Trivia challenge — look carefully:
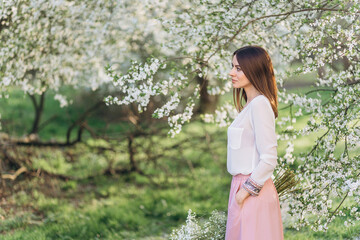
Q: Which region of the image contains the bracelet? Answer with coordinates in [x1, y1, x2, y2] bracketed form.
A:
[242, 176, 263, 196]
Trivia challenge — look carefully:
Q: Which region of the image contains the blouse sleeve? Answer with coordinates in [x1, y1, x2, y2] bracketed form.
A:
[241, 97, 278, 196]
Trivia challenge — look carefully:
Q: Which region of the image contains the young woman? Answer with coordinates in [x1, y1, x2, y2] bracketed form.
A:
[225, 45, 284, 239]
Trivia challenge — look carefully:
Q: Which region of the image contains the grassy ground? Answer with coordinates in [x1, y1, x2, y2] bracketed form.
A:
[0, 133, 359, 239]
[0, 82, 359, 239]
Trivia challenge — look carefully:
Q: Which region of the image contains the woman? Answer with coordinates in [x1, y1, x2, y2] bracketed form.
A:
[225, 45, 284, 240]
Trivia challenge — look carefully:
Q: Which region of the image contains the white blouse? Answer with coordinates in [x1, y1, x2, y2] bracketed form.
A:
[227, 94, 278, 186]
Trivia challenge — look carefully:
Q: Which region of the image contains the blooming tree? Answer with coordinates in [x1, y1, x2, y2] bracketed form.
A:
[0, 0, 107, 133]
[0, 0, 167, 135]
[105, 0, 360, 232]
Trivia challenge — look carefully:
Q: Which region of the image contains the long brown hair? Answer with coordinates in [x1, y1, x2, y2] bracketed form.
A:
[232, 45, 278, 119]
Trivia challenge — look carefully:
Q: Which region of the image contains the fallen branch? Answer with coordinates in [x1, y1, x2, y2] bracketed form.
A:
[1, 166, 27, 180]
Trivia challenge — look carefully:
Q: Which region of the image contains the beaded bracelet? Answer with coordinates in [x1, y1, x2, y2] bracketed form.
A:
[242, 176, 264, 196]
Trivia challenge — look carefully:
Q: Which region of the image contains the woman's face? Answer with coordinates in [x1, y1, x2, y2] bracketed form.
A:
[229, 55, 251, 89]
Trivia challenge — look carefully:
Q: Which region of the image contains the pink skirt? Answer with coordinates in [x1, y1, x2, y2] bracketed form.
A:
[225, 173, 284, 240]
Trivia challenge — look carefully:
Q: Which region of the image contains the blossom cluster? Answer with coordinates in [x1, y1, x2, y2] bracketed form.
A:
[169, 209, 226, 240]
[104, 58, 167, 112]
[201, 101, 238, 128]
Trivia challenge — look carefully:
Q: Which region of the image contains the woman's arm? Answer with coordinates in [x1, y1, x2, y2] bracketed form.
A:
[242, 97, 278, 196]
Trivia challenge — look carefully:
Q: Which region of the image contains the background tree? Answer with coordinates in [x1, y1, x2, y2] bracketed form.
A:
[0, 0, 174, 141]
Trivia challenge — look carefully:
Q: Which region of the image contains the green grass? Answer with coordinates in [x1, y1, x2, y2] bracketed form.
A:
[0, 86, 130, 142]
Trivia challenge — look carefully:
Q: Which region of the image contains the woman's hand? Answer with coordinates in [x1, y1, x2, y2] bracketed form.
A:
[235, 186, 250, 208]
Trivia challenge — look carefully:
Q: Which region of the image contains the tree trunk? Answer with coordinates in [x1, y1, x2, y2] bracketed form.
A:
[317, 66, 326, 79]
[128, 134, 141, 173]
[28, 92, 46, 135]
[66, 100, 104, 144]
[194, 76, 219, 114]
